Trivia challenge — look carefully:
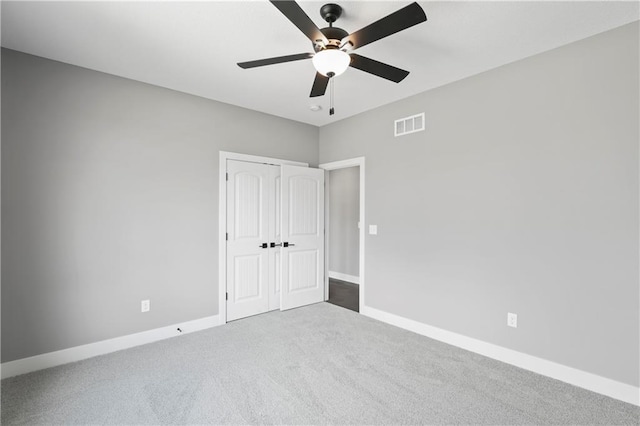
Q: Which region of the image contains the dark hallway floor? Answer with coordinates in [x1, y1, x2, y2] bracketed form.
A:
[327, 278, 359, 312]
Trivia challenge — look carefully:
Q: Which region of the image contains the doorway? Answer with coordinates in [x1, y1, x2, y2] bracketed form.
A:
[326, 167, 360, 312]
[319, 157, 366, 313]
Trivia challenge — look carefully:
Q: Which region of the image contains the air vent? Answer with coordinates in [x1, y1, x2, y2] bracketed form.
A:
[394, 113, 425, 137]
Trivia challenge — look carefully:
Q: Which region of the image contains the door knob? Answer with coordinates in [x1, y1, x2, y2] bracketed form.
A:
[259, 243, 268, 249]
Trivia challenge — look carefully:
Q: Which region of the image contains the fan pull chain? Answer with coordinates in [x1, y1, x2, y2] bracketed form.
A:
[329, 75, 335, 116]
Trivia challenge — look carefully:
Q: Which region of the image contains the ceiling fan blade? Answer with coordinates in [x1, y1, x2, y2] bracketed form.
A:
[341, 2, 426, 50]
[310, 72, 330, 97]
[270, 1, 328, 45]
[349, 54, 410, 83]
[237, 52, 313, 69]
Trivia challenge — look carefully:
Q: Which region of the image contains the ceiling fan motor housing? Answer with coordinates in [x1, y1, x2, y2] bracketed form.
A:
[313, 3, 349, 52]
[314, 26, 349, 51]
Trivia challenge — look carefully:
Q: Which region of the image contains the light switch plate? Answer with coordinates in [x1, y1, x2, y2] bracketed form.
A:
[507, 312, 517, 328]
[369, 225, 378, 235]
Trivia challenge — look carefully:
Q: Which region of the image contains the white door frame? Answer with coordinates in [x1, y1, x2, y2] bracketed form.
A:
[218, 151, 307, 325]
[319, 157, 365, 311]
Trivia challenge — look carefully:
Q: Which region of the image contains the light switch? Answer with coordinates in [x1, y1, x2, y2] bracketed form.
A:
[369, 225, 378, 235]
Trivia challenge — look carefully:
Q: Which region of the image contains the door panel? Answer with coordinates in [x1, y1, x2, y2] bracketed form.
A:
[234, 172, 262, 238]
[281, 165, 325, 310]
[289, 176, 319, 235]
[233, 254, 263, 300]
[288, 249, 319, 291]
[275, 175, 281, 238]
[227, 160, 277, 321]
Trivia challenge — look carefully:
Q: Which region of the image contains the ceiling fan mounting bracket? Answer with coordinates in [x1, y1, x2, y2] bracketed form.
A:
[320, 3, 343, 24]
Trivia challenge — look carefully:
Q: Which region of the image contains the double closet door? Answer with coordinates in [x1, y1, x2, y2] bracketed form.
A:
[226, 160, 324, 321]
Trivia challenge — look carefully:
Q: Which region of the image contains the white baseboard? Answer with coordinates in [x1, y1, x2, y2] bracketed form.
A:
[361, 305, 639, 406]
[328, 271, 359, 285]
[1, 314, 220, 379]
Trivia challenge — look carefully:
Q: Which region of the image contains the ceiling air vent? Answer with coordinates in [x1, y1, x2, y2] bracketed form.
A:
[394, 113, 425, 137]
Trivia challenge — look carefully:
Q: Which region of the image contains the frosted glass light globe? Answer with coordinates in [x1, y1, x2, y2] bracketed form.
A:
[312, 49, 350, 77]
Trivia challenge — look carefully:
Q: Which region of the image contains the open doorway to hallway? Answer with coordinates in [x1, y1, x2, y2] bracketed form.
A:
[325, 166, 360, 313]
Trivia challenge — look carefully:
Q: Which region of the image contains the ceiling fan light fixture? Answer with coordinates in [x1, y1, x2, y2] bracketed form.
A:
[312, 49, 350, 77]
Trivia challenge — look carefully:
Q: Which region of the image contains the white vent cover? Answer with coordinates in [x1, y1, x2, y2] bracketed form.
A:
[394, 113, 425, 137]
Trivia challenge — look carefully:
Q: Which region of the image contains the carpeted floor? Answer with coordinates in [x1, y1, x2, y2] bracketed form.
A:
[2, 302, 639, 425]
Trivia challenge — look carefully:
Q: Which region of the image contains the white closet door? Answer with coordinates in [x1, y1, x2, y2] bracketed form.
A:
[226, 160, 278, 321]
[280, 165, 325, 310]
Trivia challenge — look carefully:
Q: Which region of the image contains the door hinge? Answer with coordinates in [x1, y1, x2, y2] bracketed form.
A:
[226, 292, 228, 301]
[226, 232, 228, 241]
[226, 172, 229, 181]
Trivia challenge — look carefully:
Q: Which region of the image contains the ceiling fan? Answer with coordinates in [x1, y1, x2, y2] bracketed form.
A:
[238, 1, 427, 114]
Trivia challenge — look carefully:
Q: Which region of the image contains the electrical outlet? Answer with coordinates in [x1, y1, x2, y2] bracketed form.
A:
[141, 300, 150, 313]
[507, 312, 517, 328]
[369, 224, 378, 235]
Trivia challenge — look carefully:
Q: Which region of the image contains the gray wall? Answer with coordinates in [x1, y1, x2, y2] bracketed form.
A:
[319, 22, 639, 387]
[1, 49, 318, 363]
[328, 167, 359, 278]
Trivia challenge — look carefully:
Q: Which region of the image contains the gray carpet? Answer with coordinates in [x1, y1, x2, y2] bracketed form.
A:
[2, 302, 638, 425]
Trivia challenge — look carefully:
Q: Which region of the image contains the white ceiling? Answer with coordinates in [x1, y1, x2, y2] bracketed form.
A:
[2, 1, 638, 127]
